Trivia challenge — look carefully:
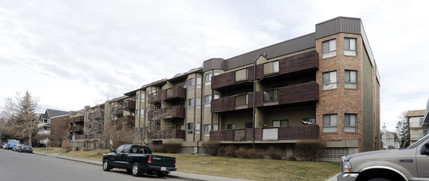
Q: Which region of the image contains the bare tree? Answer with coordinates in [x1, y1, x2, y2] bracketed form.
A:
[396, 111, 409, 148]
[2, 91, 39, 145]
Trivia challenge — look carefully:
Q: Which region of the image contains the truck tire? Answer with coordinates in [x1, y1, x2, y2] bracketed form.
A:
[103, 159, 111, 171]
[368, 178, 390, 181]
[132, 163, 142, 177]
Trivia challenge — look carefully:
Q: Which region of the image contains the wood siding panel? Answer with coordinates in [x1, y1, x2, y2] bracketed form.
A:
[279, 50, 319, 75]
[279, 81, 319, 105]
[210, 130, 234, 141]
[278, 125, 319, 140]
[212, 72, 235, 90]
[211, 96, 235, 113]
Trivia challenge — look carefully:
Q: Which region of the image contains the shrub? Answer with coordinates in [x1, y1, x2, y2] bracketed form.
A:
[287, 156, 297, 161]
[234, 147, 250, 158]
[217, 145, 235, 157]
[295, 140, 326, 162]
[151, 144, 164, 153]
[163, 143, 182, 153]
[202, 141, 221, 156]
[267, 147, 282, 160]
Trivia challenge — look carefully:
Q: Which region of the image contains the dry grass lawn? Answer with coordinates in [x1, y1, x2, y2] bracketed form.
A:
[34, 148, 339, 181]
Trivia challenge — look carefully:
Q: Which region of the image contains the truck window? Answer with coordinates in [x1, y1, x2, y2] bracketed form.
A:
[116, 145, 125, 154]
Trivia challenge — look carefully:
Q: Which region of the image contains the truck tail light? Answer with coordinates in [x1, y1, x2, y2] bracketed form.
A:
[174, 159, 176, 165]
[148, 156, 152, 164]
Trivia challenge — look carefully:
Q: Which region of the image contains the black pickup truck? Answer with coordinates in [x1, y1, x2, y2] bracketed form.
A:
[102, 144, 176, 177]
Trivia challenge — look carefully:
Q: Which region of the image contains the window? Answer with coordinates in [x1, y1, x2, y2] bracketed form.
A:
[345, 70, 357, 89]
[273, 120, 289, 127]
[227, 124, 236, 130]
[187, 98, 194, 110]
[188, 78, 195, 89]
[205, 73, 212, 85]
[196, 123, 201, 134]
[323, 114, 337, 132]
[116, 145, 125, 154]
[263, 89, 278, 102]
[419, 117, 424, 127]
[141, 92, 145, 102]
[213, 94, 220, 100]
[204, 95, 211, 107]
[187, 123, 193, 134]
[264, 61, 279, 75]
[419, 130, 427, 139]
[196, 98, 201, 109]
[176, 124, 184, 130]
[323, 71, 337, 90]
[235, 69, 248, 82]
[213, 124, 219, 130]
[322, 39, 336, 58]
[197, 77, 202, 88]
[344, 38, 357, 56]
[344, 114, 357, 132]
[204, 124, 211, 136]
[245, 122, 253, 128]
[136, 94, 140, 103]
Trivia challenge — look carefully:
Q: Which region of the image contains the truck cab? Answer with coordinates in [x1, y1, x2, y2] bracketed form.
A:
[338, 134, 429, 181]
[6, 140, 20, 150]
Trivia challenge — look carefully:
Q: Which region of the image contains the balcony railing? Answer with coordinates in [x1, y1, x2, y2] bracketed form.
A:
[69, 116, 84, 123]
[123, 100, 136, 110]
[210, 125, 319, 142]
[110, 107, 123, 115]
[88, 111, 104, 119]
[212, 68, 253, 91]
[211, 93, 252, 113]
[255, 81, 319, 107]
[37, 130, 51, 135]
[160, 107, 185, 119]
[151, 130, 185, 140]
[160, 86, 186, 102]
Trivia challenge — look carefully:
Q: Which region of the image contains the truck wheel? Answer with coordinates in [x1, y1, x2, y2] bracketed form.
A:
[132, 163, 142, 177]
[102, 159, 111, 171]
[368, 178, 390, 181]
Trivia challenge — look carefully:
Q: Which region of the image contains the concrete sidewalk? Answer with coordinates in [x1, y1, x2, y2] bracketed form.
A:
[34, 151, 252, 181]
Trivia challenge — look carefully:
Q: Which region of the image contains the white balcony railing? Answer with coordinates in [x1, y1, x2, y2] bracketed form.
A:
[37, 130, 51, 135]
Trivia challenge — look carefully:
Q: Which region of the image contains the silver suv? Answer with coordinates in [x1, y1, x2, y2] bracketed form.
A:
[338, 134, 429, 181]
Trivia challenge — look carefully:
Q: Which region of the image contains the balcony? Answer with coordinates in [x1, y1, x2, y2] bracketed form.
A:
[37, 123, 50, 128]
[111, 107, 123, 115]
[160, 107, 185, 119]
[258, 50, 319, 81]
[123, 100, 136, 110]
[210, 125, 319, 142]
[74, 134, 102, 140]
[152, 130, 186, 140]
[74, 134, 86, 140]
[211, 93, 252, 113]
[256, 82, 319, 107]
[125, 115, 135, 127]
[71, 125, 84, 132]
[69, 116, 84, 123]
[88, 111, 104, 119]
[160, 86, 186, 102]
[212, 68, 253, 91]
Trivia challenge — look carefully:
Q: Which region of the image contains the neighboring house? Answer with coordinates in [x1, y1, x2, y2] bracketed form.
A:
[408, 109, 428, 144]
[124, 16, 381, 160]
[380, 123, 399, 149]
[35, 109, 69, 146]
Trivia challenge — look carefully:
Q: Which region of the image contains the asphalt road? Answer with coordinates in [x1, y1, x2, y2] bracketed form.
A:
[0, 149, 189, 181]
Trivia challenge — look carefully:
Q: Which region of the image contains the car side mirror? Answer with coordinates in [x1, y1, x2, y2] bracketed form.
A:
[111, 149, 116, 153]
[421, 142, 429, 155]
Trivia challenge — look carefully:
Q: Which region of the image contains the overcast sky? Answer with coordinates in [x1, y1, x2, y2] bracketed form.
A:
[1, 0, 428, 131]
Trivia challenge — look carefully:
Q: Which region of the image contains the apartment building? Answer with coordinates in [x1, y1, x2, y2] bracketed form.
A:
[68, 110, 85, 149]
[35, 109, 69, 146]
[125, 17, 380, 159]
[408, 109, 427, 144]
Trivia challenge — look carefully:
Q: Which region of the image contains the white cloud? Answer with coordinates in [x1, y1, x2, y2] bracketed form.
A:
[262, 20, 284, 31]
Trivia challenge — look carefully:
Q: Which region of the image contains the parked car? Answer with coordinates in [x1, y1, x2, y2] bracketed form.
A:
[18, 145, 33, 153]
[102, 144, 176, 177]
[12, 144, 22, 152]
[338, 133, 429, 181]
[6, 140, 20, 150]
[2, 144, 7, 149]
